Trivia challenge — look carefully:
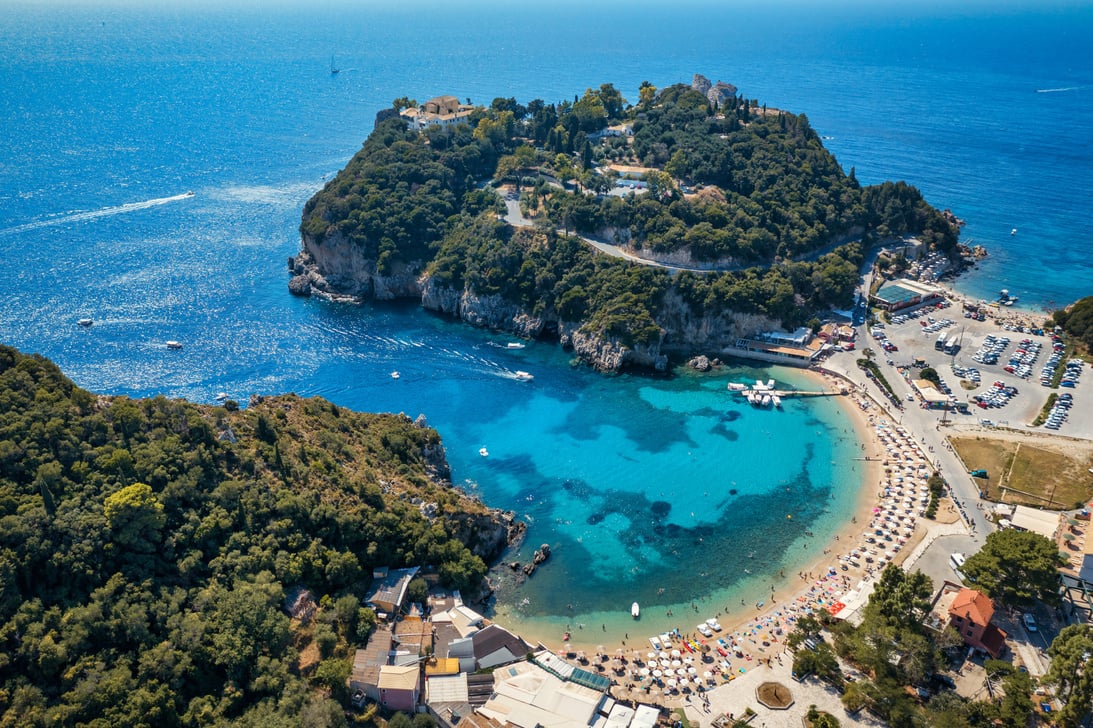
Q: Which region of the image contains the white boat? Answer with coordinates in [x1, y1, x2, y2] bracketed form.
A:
[761, 394, 771, 407]
[513, 370, 533, 381]
[506, 342, 526, 349]
[1011, 228, 1017, 235]
[771, 394, 782, 408]
[215, 392, 229, 401]
[631, 602, 640, 619]
[165, 340, 183, 350]
[747, 392, 760, 405]
[77, 318, 93, 327]
[479, 447, 489, 457]
[390, 371, 400, 379]
[727, 382, 746, 391]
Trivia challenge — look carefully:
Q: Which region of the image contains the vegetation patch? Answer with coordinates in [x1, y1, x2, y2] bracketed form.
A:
[950, 435, 1093, 509]
[0, 345, 495, 725]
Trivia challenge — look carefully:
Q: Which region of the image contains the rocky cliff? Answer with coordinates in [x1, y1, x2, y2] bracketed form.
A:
[289, 238, 783, 373]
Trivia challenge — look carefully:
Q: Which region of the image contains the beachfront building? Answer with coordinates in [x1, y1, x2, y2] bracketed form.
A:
[727, 335, 826, 368]
[476, 657, 608, 728]
[447, 623, 531, 673]
[1007, 505, 1061, 541]
[947, 588, 1008, 658]
[401, 95, 475, 131]
[911, 379, 955, 410]
[871, 278, 943, 312]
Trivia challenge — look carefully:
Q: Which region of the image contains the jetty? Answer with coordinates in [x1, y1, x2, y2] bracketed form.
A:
[736, 388, 843, 399]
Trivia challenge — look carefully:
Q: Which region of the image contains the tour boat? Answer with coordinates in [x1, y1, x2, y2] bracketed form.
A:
[77, 318, 93, 327]
[771, 394, 782, 408]
[390, 371, 400, 379]
[760, 394, 771, 407]
[727, 382, 746, 391]
[506, 342, 526, 349]
[514, 370, 533, 381]
[165, 340, 183, 350]
[631, 602, 640, 619]
[479, 447, 489, 457]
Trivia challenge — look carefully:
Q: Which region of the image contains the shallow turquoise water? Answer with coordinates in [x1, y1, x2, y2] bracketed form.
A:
[1, 1, 1086, 639]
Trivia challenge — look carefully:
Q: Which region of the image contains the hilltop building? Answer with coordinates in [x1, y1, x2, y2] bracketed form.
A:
[401, 95, 475, 131]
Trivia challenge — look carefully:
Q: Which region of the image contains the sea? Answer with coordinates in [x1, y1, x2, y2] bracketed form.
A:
[2, 0, 1091, 644]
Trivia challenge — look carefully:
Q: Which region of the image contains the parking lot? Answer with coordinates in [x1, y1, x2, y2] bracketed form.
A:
[870, 299, 1093, 438]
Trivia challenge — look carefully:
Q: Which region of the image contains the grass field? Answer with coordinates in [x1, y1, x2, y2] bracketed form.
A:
[950, 435, 1093, 509]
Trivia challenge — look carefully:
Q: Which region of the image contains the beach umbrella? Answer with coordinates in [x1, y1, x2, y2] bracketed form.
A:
[640, 667, 650, 676]
[652, 669, 663, 678]
[671, 648, 681, 658]
[1063, 532, 1077, 541]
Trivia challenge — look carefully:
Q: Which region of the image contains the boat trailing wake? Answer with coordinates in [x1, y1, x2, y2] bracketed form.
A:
[1036, 86, 1082, 93]
[0, 192, 195, 237]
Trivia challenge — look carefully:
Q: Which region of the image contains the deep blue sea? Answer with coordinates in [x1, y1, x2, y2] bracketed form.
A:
[2, 0, 1091, 642]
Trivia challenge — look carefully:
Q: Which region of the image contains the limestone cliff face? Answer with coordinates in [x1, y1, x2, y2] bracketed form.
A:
[289, 231, 424, 300]
[656, 290, 782, 353]
[289, 237, 780, 373]
[560, 324, 668, 373]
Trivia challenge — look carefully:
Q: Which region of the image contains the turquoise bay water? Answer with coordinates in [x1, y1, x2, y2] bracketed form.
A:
[0, 1, 1088, 636]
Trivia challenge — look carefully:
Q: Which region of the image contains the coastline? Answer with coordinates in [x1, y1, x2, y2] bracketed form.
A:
[488, 366, 889, 658]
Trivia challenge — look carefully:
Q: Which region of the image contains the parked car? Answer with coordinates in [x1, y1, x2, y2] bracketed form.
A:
[1022, 613, 1037, 632]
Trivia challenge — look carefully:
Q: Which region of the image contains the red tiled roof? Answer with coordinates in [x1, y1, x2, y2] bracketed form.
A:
[949, 588, 995, 626]
[979, 624, 1008, 658]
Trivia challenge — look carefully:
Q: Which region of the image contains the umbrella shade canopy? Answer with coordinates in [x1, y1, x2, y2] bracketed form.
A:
[1063, 533, 1077, 541]
[1068, 518, 1080, 526]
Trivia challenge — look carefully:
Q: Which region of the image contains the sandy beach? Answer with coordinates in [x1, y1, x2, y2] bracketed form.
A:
[492, 367, 948, 716]
[487, 362, 957, 721]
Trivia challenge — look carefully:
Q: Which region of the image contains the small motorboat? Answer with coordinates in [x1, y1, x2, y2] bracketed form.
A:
[390, 371, 400, 379]
[479, 447, 489, 457]
[1011, 228, 1017, 235]
[165, 340, 183, 350]
[215, 392, 229, 401]
[506, 342, 526, 349]
[513, 370, 533, 381]
[77, 318, 94, 327]
[631, 602, 640, 619]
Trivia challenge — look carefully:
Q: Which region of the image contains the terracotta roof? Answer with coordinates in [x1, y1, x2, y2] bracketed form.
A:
[949, 588, 995, 626]
[979, 624, 1008, 657]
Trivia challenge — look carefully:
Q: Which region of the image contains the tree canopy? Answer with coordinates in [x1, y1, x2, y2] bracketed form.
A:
[299, 82, 960, 358]
[959, 529, 1064, 607]
[1052, 295, 1093, 352]
[1043, 624, 1093, 728]
[0, 345, 497, 725]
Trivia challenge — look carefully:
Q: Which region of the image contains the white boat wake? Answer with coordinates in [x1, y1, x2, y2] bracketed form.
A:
[0, 192, 195, 237]
[1036, 86, 1082, 93]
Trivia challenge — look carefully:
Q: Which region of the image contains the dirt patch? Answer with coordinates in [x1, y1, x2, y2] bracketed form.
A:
[756, 681, 794, 709]
[950, 434, 1093, 509]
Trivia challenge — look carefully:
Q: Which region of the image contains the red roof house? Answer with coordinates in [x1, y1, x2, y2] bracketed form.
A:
[948, 588, 1008, 658]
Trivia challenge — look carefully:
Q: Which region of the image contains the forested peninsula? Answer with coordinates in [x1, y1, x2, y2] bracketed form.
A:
[0, 346, 519, 725]
[290, 76, 959, 371]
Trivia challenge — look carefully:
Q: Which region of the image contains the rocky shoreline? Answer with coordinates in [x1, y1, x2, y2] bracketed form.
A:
[287, 236, 783, 375]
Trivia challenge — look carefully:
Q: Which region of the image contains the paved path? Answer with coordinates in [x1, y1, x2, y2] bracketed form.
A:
[498, 188, 860, 276]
